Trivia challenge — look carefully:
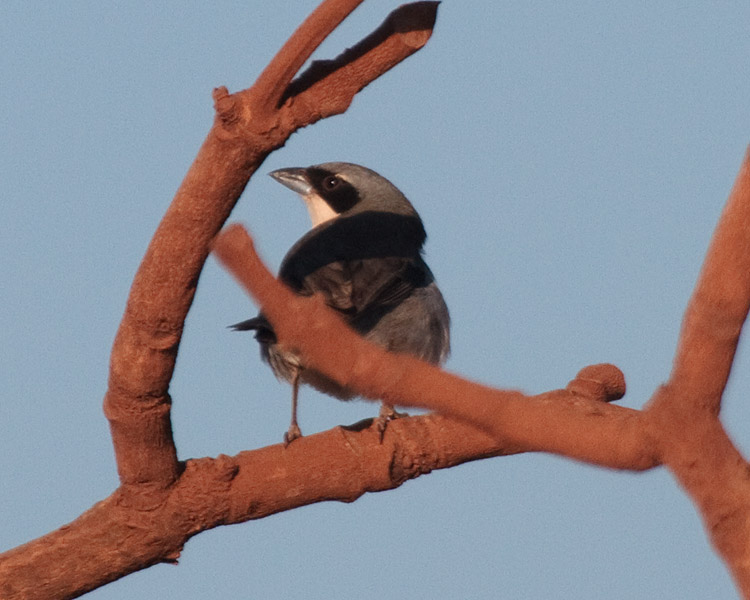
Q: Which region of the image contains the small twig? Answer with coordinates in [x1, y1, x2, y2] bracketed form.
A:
[252, 0, 365, 114]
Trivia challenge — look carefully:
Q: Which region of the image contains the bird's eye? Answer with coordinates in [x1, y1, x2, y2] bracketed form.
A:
[322, 176, 340, 190]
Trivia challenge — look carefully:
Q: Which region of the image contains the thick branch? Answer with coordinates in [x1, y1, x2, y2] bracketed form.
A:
[647, 150, 750, 596]
[664, 149, 750, 413]
[0, 415, 513, 599]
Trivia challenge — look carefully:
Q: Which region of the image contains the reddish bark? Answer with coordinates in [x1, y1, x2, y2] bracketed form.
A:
[648, 153, 750, 596]
[4, 0, 750, 596]
[213, 225, 648, 469]
[0, 415, 514, 599]
[0, 2, 443, 598]
[213, 151, 750, 596]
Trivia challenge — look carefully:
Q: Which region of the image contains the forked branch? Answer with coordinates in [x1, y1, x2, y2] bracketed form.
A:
[104, 0, 439, 492]
[0, 3, 441, 598]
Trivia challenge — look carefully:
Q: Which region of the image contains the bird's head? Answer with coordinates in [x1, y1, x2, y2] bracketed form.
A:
[269, 162, 419, 228]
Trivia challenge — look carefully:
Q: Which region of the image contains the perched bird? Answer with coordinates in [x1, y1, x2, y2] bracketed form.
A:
[232, 162, 450, 444]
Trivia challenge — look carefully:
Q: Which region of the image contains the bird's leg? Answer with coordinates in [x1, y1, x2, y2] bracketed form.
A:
[376, 403, 409, 441]
[284, 370, 303, 446]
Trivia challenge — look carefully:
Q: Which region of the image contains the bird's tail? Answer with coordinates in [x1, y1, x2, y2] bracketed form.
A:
[229, 315, 276, 344]
[229, 317, 265, 331]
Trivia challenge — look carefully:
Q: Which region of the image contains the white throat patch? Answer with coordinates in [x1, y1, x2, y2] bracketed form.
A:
[302, 193, 339, 227]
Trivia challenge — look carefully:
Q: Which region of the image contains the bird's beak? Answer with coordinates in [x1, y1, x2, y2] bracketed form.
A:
[269, 168, 313, 196]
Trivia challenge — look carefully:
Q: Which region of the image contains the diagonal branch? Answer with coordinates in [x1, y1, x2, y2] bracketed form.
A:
[212, 150, 750, 594]
[663, 149, 750, 413]
[647, 149, 750, 596]
[212, 224, 657, 470]
[0, 415, 513, 599]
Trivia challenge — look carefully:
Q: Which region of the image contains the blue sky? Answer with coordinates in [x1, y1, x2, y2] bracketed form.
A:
[3, 1, 750, 598]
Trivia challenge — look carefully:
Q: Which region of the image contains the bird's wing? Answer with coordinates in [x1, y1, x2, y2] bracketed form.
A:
[278, 211, 429, 324]
[294, 255, 421, 313]
[347, 256, 424, 311]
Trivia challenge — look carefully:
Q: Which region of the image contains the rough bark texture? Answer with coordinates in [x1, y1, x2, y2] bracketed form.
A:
[3, 0, 750, 597]
[0, 2, 443, 598]
[0, 415, 515, 599]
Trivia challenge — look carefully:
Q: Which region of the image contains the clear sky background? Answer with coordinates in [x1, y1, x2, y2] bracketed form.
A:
[3, 1, 750, 598]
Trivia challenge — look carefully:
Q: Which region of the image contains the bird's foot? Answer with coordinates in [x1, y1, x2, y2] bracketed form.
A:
[376, 404, 409, 442]
[283, 424, 303, 447]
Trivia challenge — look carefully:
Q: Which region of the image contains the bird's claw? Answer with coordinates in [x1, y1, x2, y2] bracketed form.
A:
[283, 424, 303, 447]
[376, 405, 409, 442]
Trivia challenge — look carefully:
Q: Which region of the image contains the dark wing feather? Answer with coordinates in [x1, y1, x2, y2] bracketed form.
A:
[278, 211, 428, 330]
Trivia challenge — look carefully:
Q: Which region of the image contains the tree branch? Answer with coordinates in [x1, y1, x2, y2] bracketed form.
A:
[663, 150, 750, 412]
[0, 415, 515, 599]
[251, 0, 365, 114]
[0, 2, 444, 597]
[212, 224, 657, 470]
[212, 149, 750, 596]
[647, 149, 750, 595]
[104, 0, 440, 491]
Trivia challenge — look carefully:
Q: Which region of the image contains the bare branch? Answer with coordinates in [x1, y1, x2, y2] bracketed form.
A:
[213, 151, 750, 594]
[251, 0, 365, 114]
[104, 1, 439, 490]
[214, 151, 750, 591]
[212, 224, 658, 470]
[0, 2, 444, 595]
[281, 2, 440, 123]
[0, 415, 515, 599]
[646, 149, 750, 595]
[663, 149, 750, 413]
